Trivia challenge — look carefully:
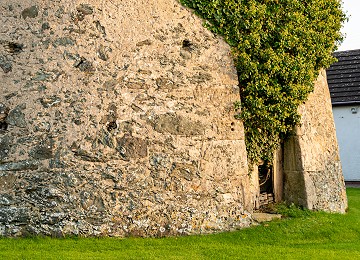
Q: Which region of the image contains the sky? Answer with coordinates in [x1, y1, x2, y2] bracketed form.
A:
[338, 0, 360, 51]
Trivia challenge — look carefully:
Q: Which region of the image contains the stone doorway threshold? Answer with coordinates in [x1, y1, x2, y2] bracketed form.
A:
[253, 201, 282, 223]
[252, 213, 282, 223]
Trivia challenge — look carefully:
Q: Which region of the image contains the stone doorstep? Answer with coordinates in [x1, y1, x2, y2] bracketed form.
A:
[252, 213, 282, 223]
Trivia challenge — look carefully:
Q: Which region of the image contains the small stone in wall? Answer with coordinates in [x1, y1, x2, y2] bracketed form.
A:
[156, 77, 175, 89]
[21, 6, 38, 19]
[116, 134, 148, 160]
[136, 39, 152, 47]
[171, 162, 197, 181]
[189, 72, 212, 84]
[0, 160, 40, 171]
[149, 154, 171, 170]
[0, 56, 12, 73]
[180, 39, 197, 60]
[55, 6, 65, 18]
[0, 207, 30, 224]
[180, 50, 191, 60]
[41, 22, 51, 31]
[53, 37, 75, 47]
[73, 57, 94, 73]
[76, 4, 94, 16]
[97, 45, 109, 61]
[32, 71, 52, 81]
[0, 103, 10, 123]
[5, 105, 26, 128]
[0, 194, 13, 206]
[63, 51, 81, 61]
[131, 104, 143, 112]
[29, 145, 53, 160]
[74, 4, 94, 22]
[102, 79, 117, 90]
[94, 21, 106, 35]
[40, 96, 62, 108]
[149, 113, 205, 136]
[0, 62, 11, 73]
[41, 39, 51, 49]
[0, 136, 12, 161]
[72, 149, 105, 163]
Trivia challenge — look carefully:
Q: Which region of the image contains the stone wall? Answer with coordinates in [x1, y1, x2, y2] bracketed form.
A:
[0, 0, 254, 237]
[283, 70, 348, 213]
[0, 0, 348, 237]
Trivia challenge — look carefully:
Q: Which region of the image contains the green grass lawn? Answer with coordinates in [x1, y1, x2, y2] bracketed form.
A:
[1, 188, 360, 259]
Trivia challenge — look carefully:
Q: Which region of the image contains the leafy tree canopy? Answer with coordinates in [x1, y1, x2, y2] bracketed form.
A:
[180, 0, 346, 164]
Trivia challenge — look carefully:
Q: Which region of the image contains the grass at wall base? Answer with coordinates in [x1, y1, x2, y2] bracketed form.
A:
[0, 188, 359, 259]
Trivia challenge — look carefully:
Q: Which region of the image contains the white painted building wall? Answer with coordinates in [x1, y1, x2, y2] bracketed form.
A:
[333, 106, 360, 181]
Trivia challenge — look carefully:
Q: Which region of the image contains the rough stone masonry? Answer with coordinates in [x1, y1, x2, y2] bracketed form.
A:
[0, 0, 347, 237]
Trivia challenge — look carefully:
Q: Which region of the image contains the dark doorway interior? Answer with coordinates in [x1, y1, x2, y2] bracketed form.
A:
[258, 163, 274, 207]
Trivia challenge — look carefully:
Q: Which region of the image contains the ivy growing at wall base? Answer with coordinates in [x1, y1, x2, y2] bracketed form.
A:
[180, 0, 345, 164]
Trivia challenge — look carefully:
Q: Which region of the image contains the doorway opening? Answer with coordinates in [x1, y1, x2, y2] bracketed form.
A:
[258, 163, 274, 207]
[257, 146, 284, 209]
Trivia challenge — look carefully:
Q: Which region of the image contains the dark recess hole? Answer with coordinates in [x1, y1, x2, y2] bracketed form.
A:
[182, 39, 192, 48]
[0, 121, 8, 131]
[259, 163, 273, 194]
[107, 121, 117, 131]
[4, 42, 23, 54]
[258, 163, 275, 208]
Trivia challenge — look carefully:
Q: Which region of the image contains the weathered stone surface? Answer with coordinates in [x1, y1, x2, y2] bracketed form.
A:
[97, 45, 109, 61]
[116, 135, 148, 159]
[73, 57, 94, 72]
[0, 0, 251, 237]
[52, 37, 75, 47]
[29, 144, 53, 160]
[0, 194, 13, 206]
[252, 213, 282, 223]
[0, 104, 10, 133]
[76, 4, 94, 16]
[148, 113, 205, 136]
[0, 0, 347, 237]
[283, 70, 348, 213]
[21, 6, 38, 19]
[0, 135, 12, 161]
[0, 56, 12, 73]
[5, 105, 26, 128]
[0, 207, 30, 224]
[40, 96, 62, 108]
[0, 160, 40, 171]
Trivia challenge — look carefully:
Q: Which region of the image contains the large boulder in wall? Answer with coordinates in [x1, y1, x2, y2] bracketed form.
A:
[0, 0, 252, 236]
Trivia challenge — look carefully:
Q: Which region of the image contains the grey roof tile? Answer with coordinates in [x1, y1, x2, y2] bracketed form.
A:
[326, 49, 360, 105]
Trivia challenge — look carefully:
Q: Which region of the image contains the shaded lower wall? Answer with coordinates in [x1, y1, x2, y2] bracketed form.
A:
[283, 70, 348, 213]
